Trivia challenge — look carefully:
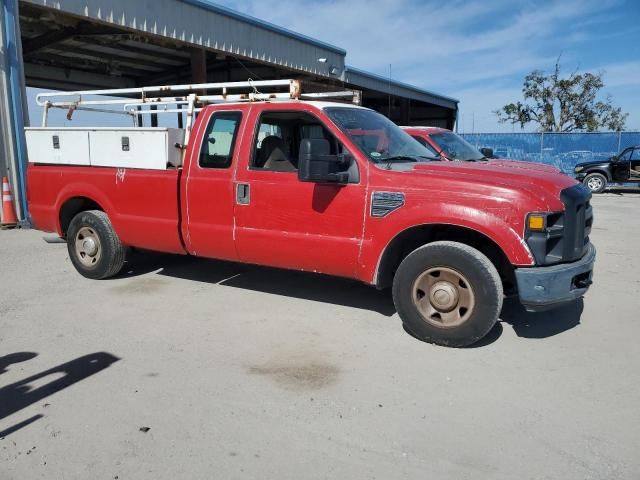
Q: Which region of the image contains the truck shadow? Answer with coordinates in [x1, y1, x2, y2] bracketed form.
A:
[118, 251, 584, 346]
[118, 251, 397, 316]
[499, 296, 583, 339]
[604, 188, 640, 196]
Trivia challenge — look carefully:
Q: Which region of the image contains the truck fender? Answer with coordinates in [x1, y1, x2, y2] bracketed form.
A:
[367, 212, 534, 288]
[585, 169, 612, 181]
[54, 183, 116, 235]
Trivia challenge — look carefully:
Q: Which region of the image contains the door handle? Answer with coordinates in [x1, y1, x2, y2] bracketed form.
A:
[236, 183, 250, 205]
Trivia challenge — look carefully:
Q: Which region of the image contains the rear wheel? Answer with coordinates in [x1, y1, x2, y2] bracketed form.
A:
[66, 210, 125, 279]
[392, 241, 503, 347]
[583, 173, 607, 193]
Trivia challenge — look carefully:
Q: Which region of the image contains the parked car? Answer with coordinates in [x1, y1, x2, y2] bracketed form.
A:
[574, 146, 640, 193]
[401, 127, 560, 174]
[493, 147, 510, 159]
[401, 127, 485, 161]
[26, 81, 596, 347]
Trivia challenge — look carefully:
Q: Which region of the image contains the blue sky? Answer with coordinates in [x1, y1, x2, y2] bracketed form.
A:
[213, 0, 640, 132]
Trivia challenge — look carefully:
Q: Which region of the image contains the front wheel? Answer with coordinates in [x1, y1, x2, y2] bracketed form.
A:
[392, 241, 503, 347]
[583, 173, 607, 193]
[66, 210, 126, 279]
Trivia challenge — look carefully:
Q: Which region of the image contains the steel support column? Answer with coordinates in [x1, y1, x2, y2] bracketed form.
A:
[1, 0, 29, 222]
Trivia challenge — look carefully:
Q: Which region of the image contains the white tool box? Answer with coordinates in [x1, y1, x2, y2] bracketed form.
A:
[25, 128, 185, 170]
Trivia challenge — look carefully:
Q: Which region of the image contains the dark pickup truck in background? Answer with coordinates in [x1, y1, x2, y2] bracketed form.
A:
[575, 146, 640, 193]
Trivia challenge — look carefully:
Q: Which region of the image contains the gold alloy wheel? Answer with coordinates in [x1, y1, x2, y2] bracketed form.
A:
[74, 226, 102, 267]
[412, 267, 476, 328]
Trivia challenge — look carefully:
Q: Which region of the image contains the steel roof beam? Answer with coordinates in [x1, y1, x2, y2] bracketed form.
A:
[45, 44, 173, 71]
[22, 22, 119, 55]
[78, 36, 189, 65]
[24, 63, 136, 89]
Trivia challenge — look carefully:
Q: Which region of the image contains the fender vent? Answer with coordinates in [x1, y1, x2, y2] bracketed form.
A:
[371, 191, 405, 217]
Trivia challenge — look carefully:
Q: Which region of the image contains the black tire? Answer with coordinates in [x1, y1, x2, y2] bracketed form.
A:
[583, 173, 607, 193]
[392, 241, 503, 347]
[66, 210, 126, 279]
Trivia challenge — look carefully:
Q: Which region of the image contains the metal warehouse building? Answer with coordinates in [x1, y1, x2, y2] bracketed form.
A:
[1, 0, 459, 221]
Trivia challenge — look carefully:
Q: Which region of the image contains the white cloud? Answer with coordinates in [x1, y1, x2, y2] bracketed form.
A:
[598, 61, 640, 88]
[216, 0, 635, 130]
[218, 0, 620, 79]
[454, 84, 527, 133]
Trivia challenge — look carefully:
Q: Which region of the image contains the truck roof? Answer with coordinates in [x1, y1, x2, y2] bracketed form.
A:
[203, 100, 371, 111]
[400, 126, 451, 134]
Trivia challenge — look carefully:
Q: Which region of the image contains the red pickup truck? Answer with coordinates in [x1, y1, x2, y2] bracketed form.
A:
[402, 126, 559, 173]
[26, 81, 595, 347]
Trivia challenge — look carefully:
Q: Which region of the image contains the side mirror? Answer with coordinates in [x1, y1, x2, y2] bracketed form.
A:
[480, 147, 494, 158]
[298, 138, 351, 184]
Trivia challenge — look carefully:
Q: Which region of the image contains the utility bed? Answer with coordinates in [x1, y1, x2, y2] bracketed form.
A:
[25, 127, 185, 170]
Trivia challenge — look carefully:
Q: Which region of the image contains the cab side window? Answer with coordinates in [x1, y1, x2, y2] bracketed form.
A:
[618, 148, 633, 162]
[251, 112, 343, 172]
[199, 112, 242, 169]
[410, 136, 439, 157]
[412, 135, 428, 147]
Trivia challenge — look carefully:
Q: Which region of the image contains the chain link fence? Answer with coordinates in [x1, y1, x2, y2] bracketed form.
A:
[460, 132, 640, 174]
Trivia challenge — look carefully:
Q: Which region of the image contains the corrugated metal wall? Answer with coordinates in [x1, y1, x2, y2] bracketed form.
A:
[343, 66, 458, 110]
[1, 0, 29, 221]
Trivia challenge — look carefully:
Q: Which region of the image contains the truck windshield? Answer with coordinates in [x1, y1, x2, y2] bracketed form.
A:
[324, 107, 438, 163]
[429, 132, 485, 161]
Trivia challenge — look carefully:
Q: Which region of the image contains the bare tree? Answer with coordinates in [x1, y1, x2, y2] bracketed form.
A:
[495, 60, 627, 132]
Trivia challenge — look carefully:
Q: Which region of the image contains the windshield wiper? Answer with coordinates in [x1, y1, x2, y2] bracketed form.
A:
[382, 155, 419, 162]
[382, 155, 419, 170]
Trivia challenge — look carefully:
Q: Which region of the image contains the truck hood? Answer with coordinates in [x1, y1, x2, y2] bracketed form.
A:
[487, 159, 560, 174]
[575, 159, 612, 169]
[379, 160, 577, 212]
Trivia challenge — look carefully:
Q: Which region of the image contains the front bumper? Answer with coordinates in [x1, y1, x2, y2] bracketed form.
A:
[575, 172, 586, 181]
[515, 244, 596, 312]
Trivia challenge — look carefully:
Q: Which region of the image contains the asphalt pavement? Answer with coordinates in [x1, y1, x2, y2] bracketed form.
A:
[1, 191, 639, 479]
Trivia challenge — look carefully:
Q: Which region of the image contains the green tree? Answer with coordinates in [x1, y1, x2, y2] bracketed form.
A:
[495, 61, 627, 132]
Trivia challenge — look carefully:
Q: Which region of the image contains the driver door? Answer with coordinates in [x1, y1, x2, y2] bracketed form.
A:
[612, 148, 632, 182]
[233, 105, 367, 279]
[630, 148, 640, 182]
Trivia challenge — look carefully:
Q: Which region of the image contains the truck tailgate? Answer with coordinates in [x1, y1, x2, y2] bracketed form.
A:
[28, 165, 185, 254]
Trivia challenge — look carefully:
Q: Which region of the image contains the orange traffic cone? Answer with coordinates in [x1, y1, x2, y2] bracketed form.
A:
[1, 177, 18, 229]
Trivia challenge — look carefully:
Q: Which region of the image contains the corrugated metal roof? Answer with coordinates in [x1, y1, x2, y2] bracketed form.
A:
[343, 66, 459, 110]
[21, 0, 457, 111]
[179, 0, 346, 55]
[22, 0, 346, 77]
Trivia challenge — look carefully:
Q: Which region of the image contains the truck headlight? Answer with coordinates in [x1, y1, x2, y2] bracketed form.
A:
[574, 166, 584, 173]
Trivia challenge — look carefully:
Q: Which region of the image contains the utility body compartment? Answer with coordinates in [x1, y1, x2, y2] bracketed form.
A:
[25, 127, 185, 170]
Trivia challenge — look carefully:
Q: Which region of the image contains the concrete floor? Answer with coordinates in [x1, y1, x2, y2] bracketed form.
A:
[1, 191, 639, 479]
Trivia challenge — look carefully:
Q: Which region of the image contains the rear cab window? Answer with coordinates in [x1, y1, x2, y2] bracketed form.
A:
[199, 111, 242, 169]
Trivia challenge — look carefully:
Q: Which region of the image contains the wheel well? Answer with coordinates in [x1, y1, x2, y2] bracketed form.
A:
[585, 170, 611, 181]
[376, 224, 516, 293]
[59, 197, 104, 236]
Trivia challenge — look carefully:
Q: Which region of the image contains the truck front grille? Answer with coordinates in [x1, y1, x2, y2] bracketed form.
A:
[560, 184, 592, 262]
[526, 183, 592, 265]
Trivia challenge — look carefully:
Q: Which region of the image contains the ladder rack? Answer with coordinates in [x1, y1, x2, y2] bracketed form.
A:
[35, 79, 362, 140]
